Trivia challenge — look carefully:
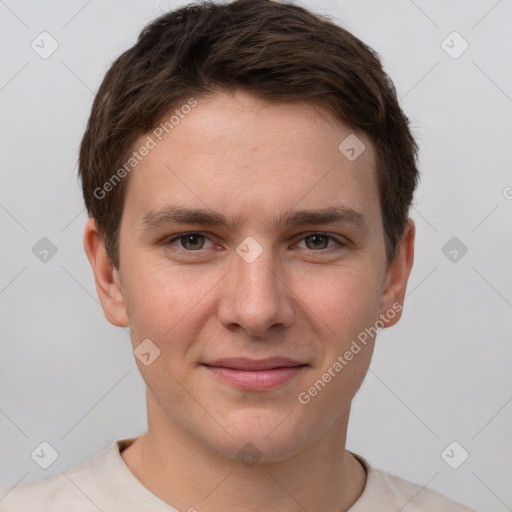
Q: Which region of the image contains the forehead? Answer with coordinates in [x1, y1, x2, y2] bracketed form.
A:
[122, 90, 380, 231]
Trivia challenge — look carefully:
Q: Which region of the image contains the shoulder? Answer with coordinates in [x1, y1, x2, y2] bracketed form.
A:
[370, 467, 476, 511]
[350, 453, 477, 512]
[0, 471, 94, 512]
[0, 441, 122, 512]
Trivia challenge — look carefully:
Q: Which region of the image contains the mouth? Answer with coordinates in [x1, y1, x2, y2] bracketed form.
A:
[201, 357, 308, 391]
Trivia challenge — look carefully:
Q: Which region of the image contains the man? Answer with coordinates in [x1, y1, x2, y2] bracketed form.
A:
[0, 0, 476, 510]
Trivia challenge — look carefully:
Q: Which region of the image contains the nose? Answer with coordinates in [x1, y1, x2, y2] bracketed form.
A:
[217, 245, 295, 338]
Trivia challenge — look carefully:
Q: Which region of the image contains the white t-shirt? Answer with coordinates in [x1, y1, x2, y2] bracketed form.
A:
[0, 437, 476, 511]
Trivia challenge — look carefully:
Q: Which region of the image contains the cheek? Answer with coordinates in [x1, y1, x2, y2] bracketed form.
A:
[295, 263, 382, 341]
[293, 268, 380, 417]
[122, 260, 220, 347]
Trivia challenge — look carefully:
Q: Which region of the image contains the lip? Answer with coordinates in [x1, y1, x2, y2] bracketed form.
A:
[202, 357, 307, 391]
[204, 357, 305, 371]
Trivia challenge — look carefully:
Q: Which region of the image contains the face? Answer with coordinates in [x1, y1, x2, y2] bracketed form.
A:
[86, 89, 414, 463]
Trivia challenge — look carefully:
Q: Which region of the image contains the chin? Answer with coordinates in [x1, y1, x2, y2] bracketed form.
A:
[204, 409, 312, 465]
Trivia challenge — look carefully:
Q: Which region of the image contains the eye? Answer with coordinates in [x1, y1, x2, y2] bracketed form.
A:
[164, 231, 345, 253]
[167, 232, 213, 251]
[296, 233, 343, 251]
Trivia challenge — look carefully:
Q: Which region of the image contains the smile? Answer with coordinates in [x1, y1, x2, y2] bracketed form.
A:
[201, 358, 308, 391]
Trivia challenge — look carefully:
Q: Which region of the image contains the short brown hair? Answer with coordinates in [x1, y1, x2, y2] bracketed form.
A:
[79, 0, 419, 269]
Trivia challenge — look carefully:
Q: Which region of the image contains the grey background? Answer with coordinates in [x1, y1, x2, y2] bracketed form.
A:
[0, 0, 511, 510]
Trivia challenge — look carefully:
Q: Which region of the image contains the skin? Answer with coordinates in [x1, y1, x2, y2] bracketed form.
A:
[84, 89, 414, 511]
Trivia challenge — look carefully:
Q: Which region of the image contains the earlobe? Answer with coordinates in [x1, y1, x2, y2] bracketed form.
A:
[379, 219, 415, 328]
[83, 218, 129, 328]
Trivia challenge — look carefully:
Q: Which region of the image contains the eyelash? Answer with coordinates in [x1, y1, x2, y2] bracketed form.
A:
[164, 231, 346, 253]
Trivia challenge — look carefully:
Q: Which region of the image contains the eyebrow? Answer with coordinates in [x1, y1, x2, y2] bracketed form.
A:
[139, 204, 368, 232]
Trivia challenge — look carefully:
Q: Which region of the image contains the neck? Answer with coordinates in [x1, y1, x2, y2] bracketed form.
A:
[121, 393, 366, 512]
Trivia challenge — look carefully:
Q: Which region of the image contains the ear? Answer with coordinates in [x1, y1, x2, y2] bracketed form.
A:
[379, 218, 415, 328]
[83, 217, 129, 328]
